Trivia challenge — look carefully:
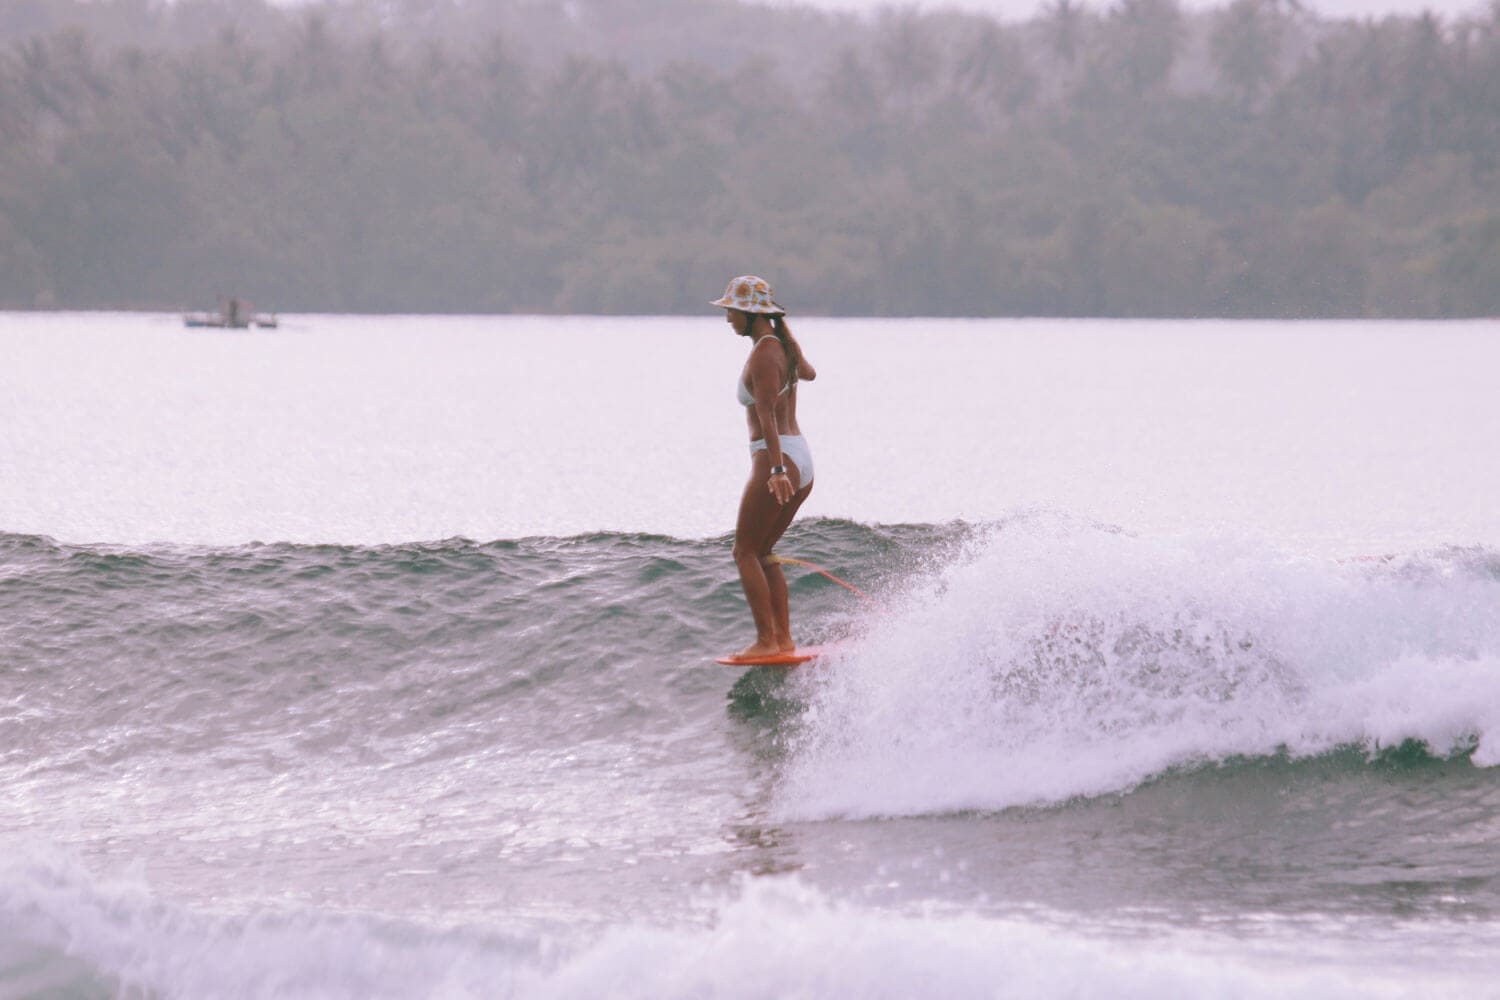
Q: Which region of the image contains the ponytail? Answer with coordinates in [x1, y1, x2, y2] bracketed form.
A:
[770, 314, 800, 389]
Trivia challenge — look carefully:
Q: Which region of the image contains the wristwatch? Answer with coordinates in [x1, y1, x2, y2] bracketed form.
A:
[770, 465, 787, 476]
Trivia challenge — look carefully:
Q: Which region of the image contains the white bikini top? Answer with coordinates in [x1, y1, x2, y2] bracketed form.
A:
[737, 336, 794, 407]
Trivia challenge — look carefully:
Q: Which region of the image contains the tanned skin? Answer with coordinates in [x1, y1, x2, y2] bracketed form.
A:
[726, 308, 817, 659]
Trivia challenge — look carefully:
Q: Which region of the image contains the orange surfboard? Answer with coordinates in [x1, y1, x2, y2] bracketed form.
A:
[715, 644, 836, 667]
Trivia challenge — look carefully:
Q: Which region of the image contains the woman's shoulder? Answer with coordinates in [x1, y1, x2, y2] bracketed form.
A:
[750, 337, 787, 363]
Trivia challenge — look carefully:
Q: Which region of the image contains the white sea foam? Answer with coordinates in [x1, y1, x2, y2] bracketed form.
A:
[0, 849, 533, 999]
[2, 855, 1492, 1000]
[780, 517, 1500, 819]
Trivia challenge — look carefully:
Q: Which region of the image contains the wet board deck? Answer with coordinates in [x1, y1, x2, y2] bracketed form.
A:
[715, 644, 836, 668]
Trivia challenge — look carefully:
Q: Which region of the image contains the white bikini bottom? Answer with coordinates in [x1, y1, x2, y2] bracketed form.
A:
[749, 434, 814, 487]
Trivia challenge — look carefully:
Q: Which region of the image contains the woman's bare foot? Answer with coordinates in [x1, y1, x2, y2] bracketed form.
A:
[732, 638, 787, 660]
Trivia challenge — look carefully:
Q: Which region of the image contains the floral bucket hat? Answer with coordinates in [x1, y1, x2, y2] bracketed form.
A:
[711, 275, 786, 315]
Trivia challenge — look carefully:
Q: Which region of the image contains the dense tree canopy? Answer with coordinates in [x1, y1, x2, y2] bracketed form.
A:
[1, 0, 1498, 316]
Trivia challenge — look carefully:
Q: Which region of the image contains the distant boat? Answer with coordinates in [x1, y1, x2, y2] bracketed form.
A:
[184, 298, 278, 329]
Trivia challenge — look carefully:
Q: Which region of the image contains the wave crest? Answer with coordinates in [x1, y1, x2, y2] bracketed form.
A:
[780, 519, 1500, 818]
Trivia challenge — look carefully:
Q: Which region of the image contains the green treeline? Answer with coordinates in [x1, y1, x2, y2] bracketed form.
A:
[2, 0, 1499, 317]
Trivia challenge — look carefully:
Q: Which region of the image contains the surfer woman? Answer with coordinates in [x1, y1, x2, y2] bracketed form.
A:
[714, 275, 818, 661]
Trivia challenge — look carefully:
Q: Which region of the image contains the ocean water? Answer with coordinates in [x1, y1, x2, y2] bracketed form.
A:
[1, 313, 1498, 998]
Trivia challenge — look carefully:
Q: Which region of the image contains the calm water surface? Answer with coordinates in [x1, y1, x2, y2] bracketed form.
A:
[2, 312, 1495, 551]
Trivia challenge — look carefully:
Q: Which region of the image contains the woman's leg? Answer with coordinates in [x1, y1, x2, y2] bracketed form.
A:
[732, 453, 809, 657]
[761, 472, 812, 650]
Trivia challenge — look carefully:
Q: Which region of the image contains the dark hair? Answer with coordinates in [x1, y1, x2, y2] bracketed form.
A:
[770, 314, 800, 390]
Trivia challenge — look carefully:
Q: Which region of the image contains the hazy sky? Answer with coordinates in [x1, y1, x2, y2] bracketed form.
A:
[783, 0, 1491, 20]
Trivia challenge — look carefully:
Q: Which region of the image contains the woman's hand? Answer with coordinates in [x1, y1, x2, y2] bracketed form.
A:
[767, 472, 795, 505]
